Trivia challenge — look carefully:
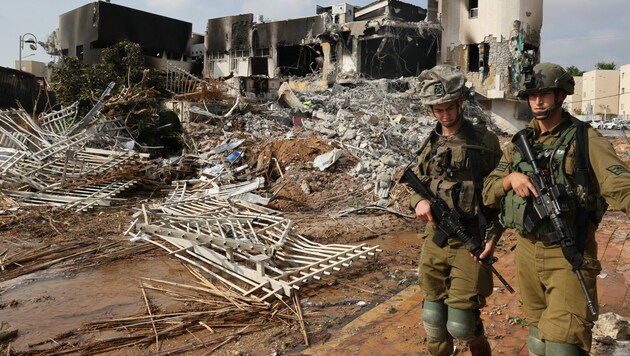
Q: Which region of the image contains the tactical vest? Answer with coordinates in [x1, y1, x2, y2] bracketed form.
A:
[417, 121, 490, 219]
[501, 124, 607, 238]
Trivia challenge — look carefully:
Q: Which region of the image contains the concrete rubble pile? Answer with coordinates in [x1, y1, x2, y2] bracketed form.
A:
[186, 75, 496, 208]
[592, 312, 630, 354]
[1, 74, 408, 304]
[0, 61, 500, 307]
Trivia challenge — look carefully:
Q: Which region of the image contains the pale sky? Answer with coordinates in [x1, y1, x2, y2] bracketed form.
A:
[1, 0, 629, 72]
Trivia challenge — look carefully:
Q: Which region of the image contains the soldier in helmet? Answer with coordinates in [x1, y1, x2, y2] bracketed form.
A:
[411, 65, 503, 355]
[483, 62, 630, 355]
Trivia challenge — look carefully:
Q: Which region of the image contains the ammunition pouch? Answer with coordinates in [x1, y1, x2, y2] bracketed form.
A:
[430, 179, 476, 217]
[500, 190, 529, 235]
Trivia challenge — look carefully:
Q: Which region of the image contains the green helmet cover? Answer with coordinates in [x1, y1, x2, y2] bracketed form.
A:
[518, 62, 575, 97]
[418, 65, 466, 105]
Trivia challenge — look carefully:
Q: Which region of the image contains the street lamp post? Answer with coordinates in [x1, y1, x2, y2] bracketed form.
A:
[18, 33, 38, 72]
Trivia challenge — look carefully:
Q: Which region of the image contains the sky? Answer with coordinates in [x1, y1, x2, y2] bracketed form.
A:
[1, 0, 629, 71]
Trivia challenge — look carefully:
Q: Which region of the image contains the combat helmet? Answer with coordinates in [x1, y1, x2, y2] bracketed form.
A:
[417, 65, 467, 106]
[518, 62, 575, 98]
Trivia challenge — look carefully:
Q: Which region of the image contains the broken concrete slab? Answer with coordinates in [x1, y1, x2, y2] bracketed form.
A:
[593, 312, 630, 341]
[313, 148, 345, 171]
[277, 82, 304, 110]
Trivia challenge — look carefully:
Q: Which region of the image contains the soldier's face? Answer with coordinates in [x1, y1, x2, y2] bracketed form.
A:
[528, 90, 566, 119]
[431, 100, 460, 128]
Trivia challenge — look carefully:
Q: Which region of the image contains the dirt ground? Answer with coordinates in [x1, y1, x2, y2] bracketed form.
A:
[1, 135, 629, 355]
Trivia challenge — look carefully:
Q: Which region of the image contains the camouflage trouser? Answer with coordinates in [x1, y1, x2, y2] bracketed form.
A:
[419, 227, 493, 309]
[515, 233, 601, 353]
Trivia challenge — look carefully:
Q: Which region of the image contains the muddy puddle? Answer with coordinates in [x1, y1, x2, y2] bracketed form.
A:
[0, 254, 190, 351]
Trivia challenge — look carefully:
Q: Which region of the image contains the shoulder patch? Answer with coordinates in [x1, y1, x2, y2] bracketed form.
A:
[495, 162, 509, 172]
[607, 165, 630, 175]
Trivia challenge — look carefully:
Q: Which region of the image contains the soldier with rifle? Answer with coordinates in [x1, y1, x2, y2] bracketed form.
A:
[482, 62, 630, 355]
[409, 65, 504, 356]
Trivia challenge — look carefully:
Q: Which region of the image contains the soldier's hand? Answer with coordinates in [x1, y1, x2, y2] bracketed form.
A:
[472, 240, 496, 265]
[503, 172, 538, 198]
[415, 199, 436, 227]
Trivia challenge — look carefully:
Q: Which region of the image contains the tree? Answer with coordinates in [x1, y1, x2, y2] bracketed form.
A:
[48, 40, 181, 158]
[566, 65, 584, 77]
[89, 40, 146, 91]
[50, 40, 168, 117]
[50, 56, 87, 108]
[595, 62, 616, 70]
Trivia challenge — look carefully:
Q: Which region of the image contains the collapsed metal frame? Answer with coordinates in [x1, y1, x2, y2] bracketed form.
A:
[0, 147, 139, 211]
[0, 84, 139, 212]
[165, 62, 205, 96]
[39, 101, 80, 136]
[129, 196, 380, 302]
[5, 180, 137, 212]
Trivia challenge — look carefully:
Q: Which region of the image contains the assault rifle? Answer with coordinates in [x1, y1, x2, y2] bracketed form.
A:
[400, 167, 515, 294]
[512, 129, 597, 315]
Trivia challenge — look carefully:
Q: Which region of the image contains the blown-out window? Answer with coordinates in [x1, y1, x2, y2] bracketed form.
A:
[469, 0, 478, 18]
[76, 45, 84, 61]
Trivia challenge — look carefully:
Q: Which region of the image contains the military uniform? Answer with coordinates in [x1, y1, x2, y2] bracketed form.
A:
[410, 119, 503, 355]
[482, 113, 630, 353]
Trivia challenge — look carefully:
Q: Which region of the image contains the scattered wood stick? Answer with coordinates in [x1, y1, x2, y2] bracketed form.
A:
[140, 281, 159, 353]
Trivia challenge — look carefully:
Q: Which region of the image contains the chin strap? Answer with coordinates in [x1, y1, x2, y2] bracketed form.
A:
[532, 101, 563, 119]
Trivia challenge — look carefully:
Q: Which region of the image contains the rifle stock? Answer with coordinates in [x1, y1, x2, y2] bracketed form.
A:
[512, 130, 597, 315]
[400, 168, 515, 294]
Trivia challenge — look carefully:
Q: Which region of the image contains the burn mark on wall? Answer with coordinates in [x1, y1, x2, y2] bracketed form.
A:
[445, 19, 540, 100]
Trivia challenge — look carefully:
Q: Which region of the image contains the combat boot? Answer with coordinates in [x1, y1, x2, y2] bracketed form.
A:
[467, 335, 492, 356]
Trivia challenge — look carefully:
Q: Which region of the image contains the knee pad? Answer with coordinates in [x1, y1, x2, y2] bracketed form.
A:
[445, 307, 478, 341]
[527, 326, 546, 356]
[422, 300, 447, 341]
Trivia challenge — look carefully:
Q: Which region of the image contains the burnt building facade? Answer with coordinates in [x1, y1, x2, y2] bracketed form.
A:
[205, 0, 440, 83]
[58, 1, 198, 71]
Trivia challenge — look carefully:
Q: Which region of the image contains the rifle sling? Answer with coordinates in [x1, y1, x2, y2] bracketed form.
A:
[570, 116, 590, 254]
[461, 120, 488, 235]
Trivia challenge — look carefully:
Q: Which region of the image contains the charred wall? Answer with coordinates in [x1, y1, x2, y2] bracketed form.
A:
[59, 2, 192, 65]
[206, 14, 253, 52]
[257, 15, 326, 47]
[258, 16, 326, 77]
[205, 2, 436, 81]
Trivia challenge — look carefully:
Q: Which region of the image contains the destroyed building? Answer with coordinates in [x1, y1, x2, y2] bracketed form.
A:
[58, 1, 202, 73]
[54, 0, 543, 131]
[205, 1, 440, 86]
[427, 0, 543, 131]
[202, 0, 542, 131]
